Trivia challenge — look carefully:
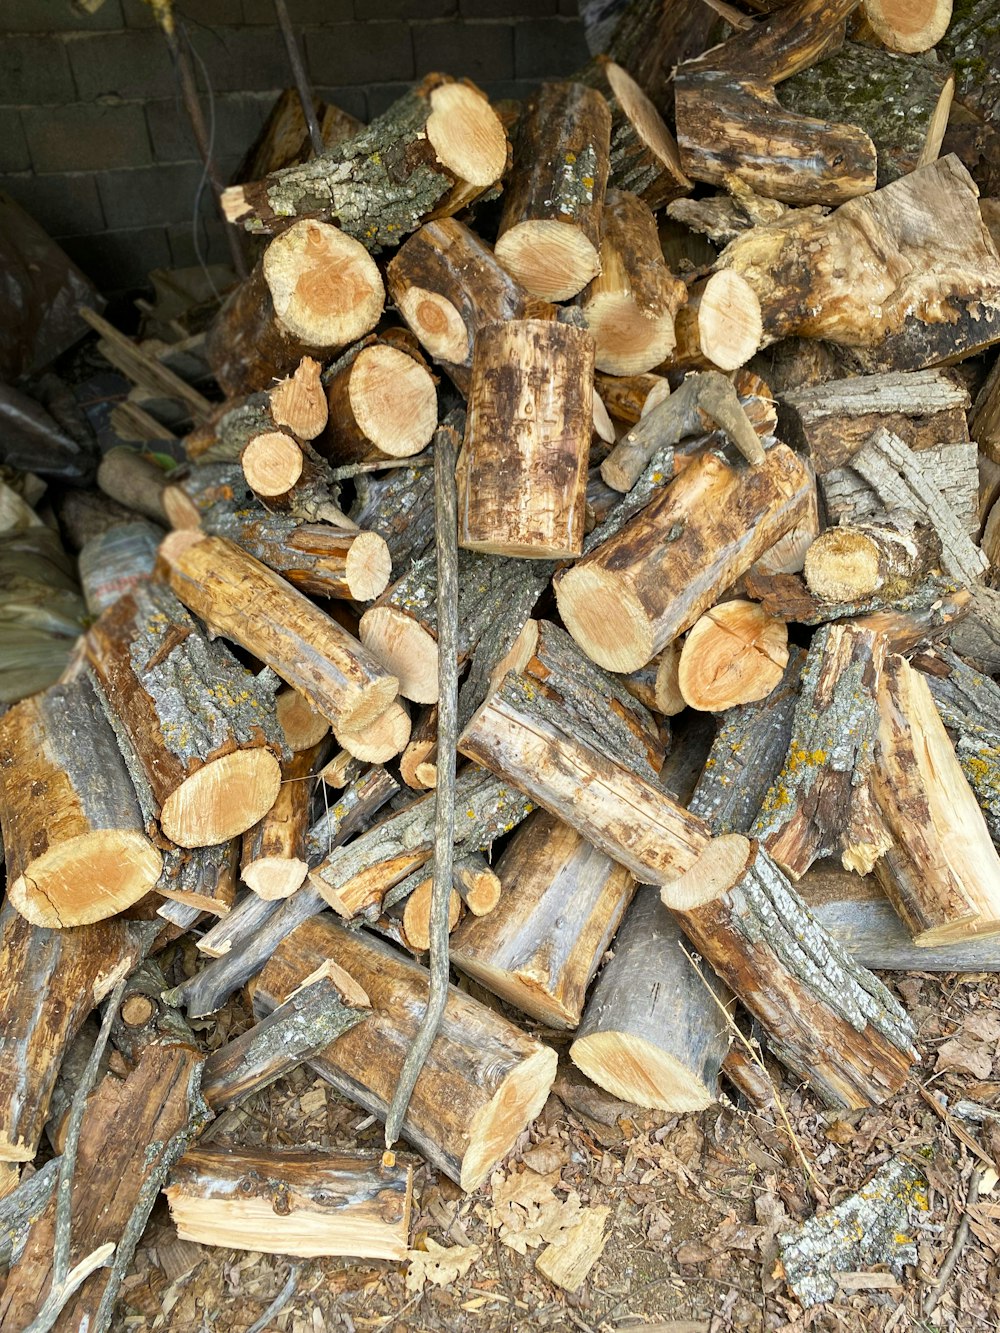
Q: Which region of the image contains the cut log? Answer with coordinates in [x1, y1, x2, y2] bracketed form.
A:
[570, 887, 731, 1109]
[459, 672, 710, 885]
[591, 57, 691, 209]
[556, 444, 814, 672]
[318, 339, 439, 464]
[240, 432, 350, 528]
[350, 462, 435, 576]
[949, 584, 1000, 676]
[663, 271, 763, 374]
[621, 640, 686, 717]
[385, 218, 556, 395]
[107, 957, 196, 1063]
[803, 511, 940, 602]
[661, 834, 917, 1108]
[400, 877, 462, 952]
[86, 579, 284, 847]
[0, 904, 154, 1163]
[872, 653, 1000, 945]
[223, 74, 508, 245]
[254, 914, 557, 1192]
[495, 82, 612, 301]
[451, 851, 501, 915]
[678, 599, 789, 713]
[0, 1043, 207, 1333]
[593, 371, 671, 425]
[451, 810, 635, 1028]
[400, 705, 438, 789]
[457, 319, 593, 558]
[674, 68, 876, 206]
[241, 742, 324, 900]
[205, 220, 384, 396]
[156, 840, 239, 917]
[96, 445, 169, 525]
[752, 624, 891, 878]
[165, 1148, 412, 1261]
[855, 0, 951, 53]
[333, 698, 411, 763]
[160, 530, 399, 732]
[715, 156, 1000, 370]
[320, 749, 360, 789]
[276, 685, 330, 752]
[681, 0, 857, 83]
[269, 355, 328, 440]
[594, 0, 720, 111]
[0, 677, 162, 927]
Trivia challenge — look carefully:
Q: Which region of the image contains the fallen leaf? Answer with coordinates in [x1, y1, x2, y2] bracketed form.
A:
[964, 1012, 1000, 1043]
[824, 1120, 855, 1145]
[936, 1038, 994, 1080]
[405, 1239, 482, 1292]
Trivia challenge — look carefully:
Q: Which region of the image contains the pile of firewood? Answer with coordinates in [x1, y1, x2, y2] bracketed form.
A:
[5, 0, 1000, 1321]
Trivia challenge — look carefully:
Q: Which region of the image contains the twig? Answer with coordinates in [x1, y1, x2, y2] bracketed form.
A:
[924, 1167, 982, 1318]
[246, 1263, 301, 1333]
[384, 422, 460, 1149]
[24, 975, 128, 1333]
[272, 0, 324, 156]
[919, 1087, 997, 1170]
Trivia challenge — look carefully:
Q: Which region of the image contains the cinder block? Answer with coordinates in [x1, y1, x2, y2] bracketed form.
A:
[305, 23, 413, 87]
[358, 0, 457, 17]
[59, 226, 173, 293]
[121, 0, 243, 27]
[242, 0, 352, 21]
[365, 83, 412, 120]
[513, 16, 589, 80]
[97, 162, 210, 230]
[191, 27, 299, 94]
[167, 218, 239, 269]
[461, 0, 556, 15]
[0, 109, 30, 174]
[0, 36, 76, 104]
[559, 0, 580, 13]
[0, 0, 124, 32]
[412, 20, 513, 83]
[5, 172, 105, 237]
[23, 103, 151, 174]
[312, 86, 370, 123]
[146, 93, 271, 164]
[68, 31, 176, 100]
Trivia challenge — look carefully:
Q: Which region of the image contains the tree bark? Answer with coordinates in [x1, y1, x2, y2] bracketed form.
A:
[803, 510, 941, 602]
[156, 839, 239, 917]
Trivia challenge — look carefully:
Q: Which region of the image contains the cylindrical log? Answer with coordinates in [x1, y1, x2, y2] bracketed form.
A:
[241, 742, 324, 900]
[205, 220, 384, 396]
[96, 446, 169, 525]
[349, 463, 436, 577]
[664, 271, 763, 373]
[854, 0, 951, 53]
[0, 677, 162, 927]
[457, 319, 593, 558]
[678, 599, 789, 712]
[452, 850, 501, 915]
[77, 521, 161, 619]
[594, 371, 671, 425]
[803, 512, 940, 602]
[332, 698, 411, 764]
[240, 431, 347, 525]
[275, 686, 330, 753]
[254, 915, 557, 1192]
[268, 356, 328, 440]
[385, 218, 557, 395]
[400, 704, 437, 789]
[570, 888, 731, 1109]
[318, 340, 439, 464]
[399, 876, 462, 952]
[86, 579, 284, 847]
[495, 82, 612, 301]
[661, 834, 918, 1109]
[555, 444, 814, 672]
[621, 640, 685, 716]
[160, 531, 399, 732]
[451, 810, 635, 1028]
[579, 190, 687, 375]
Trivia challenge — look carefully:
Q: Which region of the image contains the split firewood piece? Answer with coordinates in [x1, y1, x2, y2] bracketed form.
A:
[0, 904, 154, 1163]
[495, 82, 612, 301]
[854, 0, 952, 53]
[309, 765, 533, 919]
[683, 0, 858, 83]
[458, 319, 593, 558]
[87, 579, 284, 847]
[558, 444, 814, 672]
[254, 914, 557, 1192]
[173, 766, 399, 1016]
[593, 371, 670, 425]
[662, 834, 917, 1108]
[752, 624, 891, 878]
[96, 445, 169, 525]
[847, 427, 987, 586]
[804, 511, 940, 603]
[621, 641, 686, 717]
[161, 531, 399, 732]
[241, 431, 352, 528]
[276, 685, 329, 752]
[600, 371, 765, 494]
[385, 218, 556, 395]
[579, 190, 687, 375]
[163, 461, 251, 529]
[317, 338, 439, 466]
[205, 220, 384, 396]
[165, 1148, 412, 1261]
[674, 69, 876, 206]
[0, 677, 162, 927]
[800, 858, 1000, 970]
[359, 545, 550, 705]
[782, 42, 955, 186]
[460, 673, 710, 885]
[399, 877, 463, 953]
[400, 705, 438, 789]
[201, 971, 369, 1110]
[716, 155, 1000, 369]
[269, 356, 327, 440]
[750, 489, 820, 577]
[0, 1044, 207, 1333]
[872, 653, 1000, 945]
[223, 74, 507, 244]
[950, 585, 1000, 676]
[241, 742, 324, 900]
[662, 271, 763, 374]
[451, 851, 501, 916]
[333, 699, 411, 764]
[451, 810, 635, 1028]
[320, 749, 360, 789]
[589, 57, 691, 208]
[350, 463, 435, 576]
[571, 887, 731, 1109]
[778, 369, 970, 474]
[157, 840, 239, 917]
[678, 600, 789, 713]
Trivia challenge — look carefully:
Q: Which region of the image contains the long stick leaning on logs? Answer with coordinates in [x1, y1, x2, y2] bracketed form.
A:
[8, 0, 1000, 1317]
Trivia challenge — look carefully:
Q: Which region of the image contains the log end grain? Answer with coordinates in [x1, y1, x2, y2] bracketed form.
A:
[554, 564, 654, 674]
[803, 528, 882, 601]
[858, 0, 952, 52]
[242, 854, 310, 900]
[346, 345, 439, 459]
[8, 831, 163, 930]
[159, 748, 283, 849]
[276, 686, 331, 752]
[270, 357, 329, 440]
[586, 293, 678, 376]
[334, 699, 411, 764]
[242, 432, 304, 498]
[425, 79, 508, 189]
[394, 285, 470, 366]
[495, 221, 602, 303]
[359, 605, 439, 704]
[678, 599, 789, 712]
[343, 530, 393, 602]
[263, 220, 385, 350]
[687, 270, 763, 372]
[570, 1030, 718, 1113]
[401, 881, 462, 952]
[460, 1045, 557, 1192]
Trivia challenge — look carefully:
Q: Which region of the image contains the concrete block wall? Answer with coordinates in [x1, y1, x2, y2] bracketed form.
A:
[1, 0, 587, 293]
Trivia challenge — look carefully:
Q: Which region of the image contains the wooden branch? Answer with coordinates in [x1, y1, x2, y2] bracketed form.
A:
[241, 742, 324, 900]
[804, 510, 940, 602]
[156, 839, 239, 917]
[241, 432, 351, 528]
[681, 0, 857, 83]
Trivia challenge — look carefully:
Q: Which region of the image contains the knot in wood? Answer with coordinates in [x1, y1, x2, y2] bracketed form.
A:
[238, 1173, 259, 1197]
[272, 1186, 291, 1215]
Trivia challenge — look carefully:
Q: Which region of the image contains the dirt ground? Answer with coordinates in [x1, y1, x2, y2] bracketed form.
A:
[114, 965, 1000, 1333]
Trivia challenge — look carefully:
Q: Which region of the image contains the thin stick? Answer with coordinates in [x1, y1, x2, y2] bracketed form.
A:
[272, 0, 324, 156]
[24, 975, 128, 1333]
[246, 1263, 301, 1333]
[924, 1167, 982, 1318]
[384, 422, 460, 1149]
